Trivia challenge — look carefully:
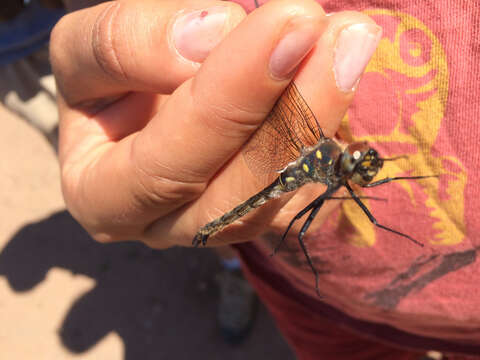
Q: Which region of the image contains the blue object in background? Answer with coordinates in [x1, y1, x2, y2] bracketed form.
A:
[0, 0, 65, 65]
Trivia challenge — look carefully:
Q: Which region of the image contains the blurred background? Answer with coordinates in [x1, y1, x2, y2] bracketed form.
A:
[0, 0, 295, 358]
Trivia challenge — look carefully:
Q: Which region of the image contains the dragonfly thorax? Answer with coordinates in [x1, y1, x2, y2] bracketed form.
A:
[340, 142, 384, 186]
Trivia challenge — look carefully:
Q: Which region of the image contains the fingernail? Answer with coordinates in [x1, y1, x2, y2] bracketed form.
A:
[334, 23, 382, 92]
[172, 7, 229, 63]
[269, 19, 319, 80]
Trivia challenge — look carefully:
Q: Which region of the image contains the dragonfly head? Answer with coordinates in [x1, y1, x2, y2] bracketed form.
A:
[341, 142, 384, 185]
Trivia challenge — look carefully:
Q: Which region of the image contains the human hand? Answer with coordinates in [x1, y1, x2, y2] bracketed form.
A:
[50, 0, 380, 249]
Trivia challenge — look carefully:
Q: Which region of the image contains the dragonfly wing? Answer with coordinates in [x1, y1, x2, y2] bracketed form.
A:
[243, 82, 324, 183]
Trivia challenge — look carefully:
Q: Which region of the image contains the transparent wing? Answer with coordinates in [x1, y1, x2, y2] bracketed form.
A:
[243, 82, 324, 181]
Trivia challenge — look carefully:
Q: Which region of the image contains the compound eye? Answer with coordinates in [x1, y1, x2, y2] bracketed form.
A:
[363, 174, 373, 182]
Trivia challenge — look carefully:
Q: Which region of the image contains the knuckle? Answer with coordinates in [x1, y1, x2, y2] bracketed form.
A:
[91, 2, 128, 81]
[194, 93, 268, 139]
[130, 142, 206, 209]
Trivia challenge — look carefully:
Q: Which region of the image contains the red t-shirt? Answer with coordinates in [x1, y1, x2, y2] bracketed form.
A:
[230, 0, 480, 358]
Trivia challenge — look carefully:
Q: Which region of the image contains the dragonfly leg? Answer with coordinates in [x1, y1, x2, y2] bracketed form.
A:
[271, 194, 328, 256]
[297, 205, 323, 297]
[345, 183, 424, 247]
[328, 195, 387, 202]
[272, 186, 344, 256]
[192, 233, 209, 247]
[362, 175, 437, 188]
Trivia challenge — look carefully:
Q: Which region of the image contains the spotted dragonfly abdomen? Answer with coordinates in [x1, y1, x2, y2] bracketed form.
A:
[192, 178, 286, 246]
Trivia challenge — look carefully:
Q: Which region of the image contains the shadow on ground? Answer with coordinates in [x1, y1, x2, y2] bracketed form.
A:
[0, 210, 294, 360]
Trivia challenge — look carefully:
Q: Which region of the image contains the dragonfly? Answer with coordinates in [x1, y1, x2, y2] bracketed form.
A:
[192, 82, 434, 296]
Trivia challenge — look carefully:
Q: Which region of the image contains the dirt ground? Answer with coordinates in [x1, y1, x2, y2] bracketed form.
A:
[0, 104, 295, 359]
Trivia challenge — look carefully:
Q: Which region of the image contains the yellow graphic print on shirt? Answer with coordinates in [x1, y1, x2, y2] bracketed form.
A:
[337, 10, 466, 247]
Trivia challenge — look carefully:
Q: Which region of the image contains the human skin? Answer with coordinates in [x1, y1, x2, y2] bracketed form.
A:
[50, 0, 380, 249]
